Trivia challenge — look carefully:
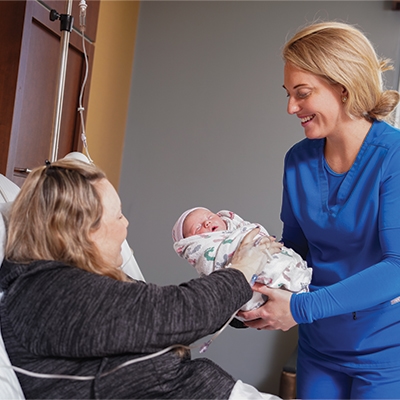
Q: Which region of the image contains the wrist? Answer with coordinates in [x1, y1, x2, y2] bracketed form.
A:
[227, 263, 256, 284]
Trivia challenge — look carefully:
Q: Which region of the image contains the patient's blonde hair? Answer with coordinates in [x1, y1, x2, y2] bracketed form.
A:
[6, 158, 129, 281]
[282, 21, 400, 122]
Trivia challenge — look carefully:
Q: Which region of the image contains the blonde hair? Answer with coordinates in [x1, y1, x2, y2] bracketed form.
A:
[283, 21, 400, 122]
[5, 158, 128, 282]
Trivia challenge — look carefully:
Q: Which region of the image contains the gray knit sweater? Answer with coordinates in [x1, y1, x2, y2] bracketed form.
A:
[0, 259, 252, 399]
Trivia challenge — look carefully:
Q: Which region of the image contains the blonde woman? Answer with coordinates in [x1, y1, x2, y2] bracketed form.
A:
[0, 159, 279, 399]
[239, 21, 400, 399]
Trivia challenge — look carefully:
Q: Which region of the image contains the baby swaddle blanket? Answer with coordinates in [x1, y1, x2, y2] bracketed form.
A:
[173, 210, 312, 311]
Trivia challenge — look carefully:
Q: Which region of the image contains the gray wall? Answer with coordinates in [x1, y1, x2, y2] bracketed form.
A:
[119, 1, 400, 395]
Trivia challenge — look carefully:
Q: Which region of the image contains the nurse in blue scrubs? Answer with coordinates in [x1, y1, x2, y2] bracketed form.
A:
[240, 21, 400, 399]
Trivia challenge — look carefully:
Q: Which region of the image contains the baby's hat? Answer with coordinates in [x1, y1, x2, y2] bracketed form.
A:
[172, 207, 207, 242]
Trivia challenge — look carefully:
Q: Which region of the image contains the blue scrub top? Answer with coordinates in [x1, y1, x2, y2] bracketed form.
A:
[281, 120, 400, 367]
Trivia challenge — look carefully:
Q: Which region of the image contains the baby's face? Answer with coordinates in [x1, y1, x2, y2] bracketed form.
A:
[183, 208, 227, 238]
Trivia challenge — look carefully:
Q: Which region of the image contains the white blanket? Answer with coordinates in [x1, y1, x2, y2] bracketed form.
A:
[174, 210, 312, 311]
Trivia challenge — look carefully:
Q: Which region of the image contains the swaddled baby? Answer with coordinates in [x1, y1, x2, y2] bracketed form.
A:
[172, 207, 312, 312]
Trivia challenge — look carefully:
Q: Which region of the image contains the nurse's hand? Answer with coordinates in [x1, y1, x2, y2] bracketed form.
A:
[237, 283, 297, 331]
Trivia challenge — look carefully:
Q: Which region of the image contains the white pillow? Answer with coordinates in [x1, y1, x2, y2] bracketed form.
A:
[0, 175, 20, 204]
[0, 177, 25, 399]
[0, 173, 19, 267]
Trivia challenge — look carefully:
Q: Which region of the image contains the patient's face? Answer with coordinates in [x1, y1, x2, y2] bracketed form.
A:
[90, 179, 129, 269]
[183, 208, 227, 238]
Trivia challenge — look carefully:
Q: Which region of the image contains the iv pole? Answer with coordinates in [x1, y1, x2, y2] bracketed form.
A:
[49, 0, 74, 163]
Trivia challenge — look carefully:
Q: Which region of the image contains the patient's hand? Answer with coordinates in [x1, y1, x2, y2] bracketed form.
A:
[237, 283, 297, 332]
[229, 229, 282, 282]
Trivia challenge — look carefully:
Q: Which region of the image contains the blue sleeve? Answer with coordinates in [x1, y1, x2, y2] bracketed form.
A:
[291, 252, 400, 323]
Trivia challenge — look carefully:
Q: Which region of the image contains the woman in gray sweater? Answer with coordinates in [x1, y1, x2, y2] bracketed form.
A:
[0, 158, 279, 399]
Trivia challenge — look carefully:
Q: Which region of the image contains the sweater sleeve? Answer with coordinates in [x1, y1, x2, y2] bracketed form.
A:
[7, 267, 252, 357]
